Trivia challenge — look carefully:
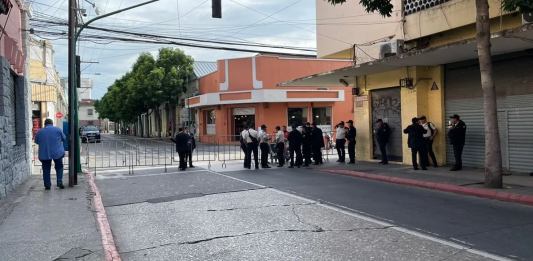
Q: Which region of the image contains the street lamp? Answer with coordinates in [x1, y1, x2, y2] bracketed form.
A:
[68, 0, 160, 186]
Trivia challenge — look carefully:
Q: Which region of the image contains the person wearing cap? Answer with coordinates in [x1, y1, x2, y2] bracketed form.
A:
[35, 119, 67, 190]
[258, 124, 271, 169]
[302, 122, 313, 167]
[419, 116, 438, 168]
[346, 120, 357, 164]
[375, 119, 391, 164]
[335, 121, 347, 163]
[448, 114, 467, 171]
[403, 117, 428, 170]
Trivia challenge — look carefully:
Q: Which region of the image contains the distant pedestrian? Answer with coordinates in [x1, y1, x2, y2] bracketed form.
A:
[419, 116, 438, 168]
[275, 126, 286, 167]
[258, 124, 271, 169]
[171, 128, 190, 171]
[35, 119, 66, 190]
[288, 124, 303, 168]
[335, 121, 347, 163]
[302, 122, 313, 167]
[184, 127, 196, 168]
[448, 114, 466, 171]
[311, 123, 324, 165]
[404, 117, 428, 170]
[346, 120, 356, 164]
[375, 119, 390, 164]
[241, 124, 259, 170]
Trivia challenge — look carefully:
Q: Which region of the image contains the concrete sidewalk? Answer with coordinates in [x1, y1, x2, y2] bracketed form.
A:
[321, 161, 533, 204]
[0, 174, 104, 261]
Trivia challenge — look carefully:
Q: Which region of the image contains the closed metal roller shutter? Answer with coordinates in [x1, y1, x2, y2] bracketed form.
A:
[446, 54, 533, 173]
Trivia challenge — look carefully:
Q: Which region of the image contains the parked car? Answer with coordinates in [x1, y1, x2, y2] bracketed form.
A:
[80, 126, 101, 143]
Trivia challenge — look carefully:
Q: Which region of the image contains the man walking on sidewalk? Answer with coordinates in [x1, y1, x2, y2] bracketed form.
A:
[375, 119, 390, 165]
[419, 116, 438, 168]
[35, 119, 66, 190]
[346, 120, 356, 164]
[335, 121, 347, 163]
[311, 123, 324, 165]
[404, 117, 428, 170]
[302, 122, 313, 167]
[448, 114, 467, 171]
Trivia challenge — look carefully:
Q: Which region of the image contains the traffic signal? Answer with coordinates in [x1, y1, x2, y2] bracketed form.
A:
[212, 0, 221, 18]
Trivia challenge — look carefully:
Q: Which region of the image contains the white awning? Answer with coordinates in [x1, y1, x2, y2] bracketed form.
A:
[281, 24, 533, 87]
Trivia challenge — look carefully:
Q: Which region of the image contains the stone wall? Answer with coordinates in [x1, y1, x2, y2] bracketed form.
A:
[0, 56, 31, 199]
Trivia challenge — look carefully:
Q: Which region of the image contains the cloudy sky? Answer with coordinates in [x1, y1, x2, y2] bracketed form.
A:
[29, 0, 318, 99]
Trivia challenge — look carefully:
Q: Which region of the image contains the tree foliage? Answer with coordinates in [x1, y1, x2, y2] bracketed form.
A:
[95, 48, 194, 124]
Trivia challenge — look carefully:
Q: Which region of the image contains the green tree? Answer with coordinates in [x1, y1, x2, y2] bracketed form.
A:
[95, 48, 194, 138]
[326, 0, 532, 188]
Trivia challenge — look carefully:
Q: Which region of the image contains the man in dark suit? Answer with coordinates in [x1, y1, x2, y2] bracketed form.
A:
[375, 119, 391, 164]
[288, 125, 303, 168]
[346, 120, 357, 164]
[302, 122, 313, 167]
[172, 128, 190, 171]
[448, 114, 467, 171]
[403, 117, 428, 170]
[311, 123, 324, 165]
[184, 127, 196, 168]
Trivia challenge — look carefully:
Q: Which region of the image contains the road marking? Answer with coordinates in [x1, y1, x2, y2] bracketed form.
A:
[206, 170, 512, 261]
[91, 166, 183, 174]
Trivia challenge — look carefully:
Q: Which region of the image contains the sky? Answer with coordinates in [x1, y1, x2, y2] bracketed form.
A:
[29, 0, 318, 99]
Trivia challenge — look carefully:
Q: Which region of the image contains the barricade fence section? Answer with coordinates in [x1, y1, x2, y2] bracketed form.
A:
[81, 133, 343, 174]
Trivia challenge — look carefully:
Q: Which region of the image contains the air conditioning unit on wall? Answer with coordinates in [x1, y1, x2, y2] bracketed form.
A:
[379, 40, 404, 59]
[523, 12, 533, 24]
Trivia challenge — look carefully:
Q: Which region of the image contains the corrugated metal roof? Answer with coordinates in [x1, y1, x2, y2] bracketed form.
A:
[193, 61, 217, 78]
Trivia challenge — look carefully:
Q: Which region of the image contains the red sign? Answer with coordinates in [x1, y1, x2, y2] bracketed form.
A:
[55, 112, 64, 119]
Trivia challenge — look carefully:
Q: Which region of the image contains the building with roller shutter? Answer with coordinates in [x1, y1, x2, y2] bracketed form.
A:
[282, 0, 533, 173]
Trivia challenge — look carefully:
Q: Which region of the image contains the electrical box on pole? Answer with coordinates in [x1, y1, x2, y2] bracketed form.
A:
[212, 0, 221, 18]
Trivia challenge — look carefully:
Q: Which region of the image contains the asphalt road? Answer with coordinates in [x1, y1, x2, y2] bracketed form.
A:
[222, 167, 533, 260]
[91, 134, 533, 260]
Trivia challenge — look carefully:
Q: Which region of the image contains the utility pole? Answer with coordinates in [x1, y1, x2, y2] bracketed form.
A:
[68, 0, 77, 186]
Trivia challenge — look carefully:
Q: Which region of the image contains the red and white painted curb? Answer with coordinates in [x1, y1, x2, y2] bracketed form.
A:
[323, 169, 533, 206]
[84, 170, 122, 261]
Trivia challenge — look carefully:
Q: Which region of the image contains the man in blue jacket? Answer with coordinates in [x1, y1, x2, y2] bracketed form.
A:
[35, 119, 66, 190]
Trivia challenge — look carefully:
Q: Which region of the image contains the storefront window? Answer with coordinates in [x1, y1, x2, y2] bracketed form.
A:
[312, 107, 332, 126]
[205, 110, 216, 135]
[287, 108, 308, 127]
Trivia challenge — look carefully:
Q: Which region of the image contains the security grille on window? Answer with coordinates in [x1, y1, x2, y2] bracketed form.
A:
[404, 0, 450, 15]
[88, 109, 94, 116]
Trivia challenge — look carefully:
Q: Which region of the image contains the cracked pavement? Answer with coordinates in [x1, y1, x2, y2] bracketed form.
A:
[96, 169, 495, 260]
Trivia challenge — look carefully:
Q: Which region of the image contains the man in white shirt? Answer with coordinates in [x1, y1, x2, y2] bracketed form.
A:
[335, 121, 347, 163]
[258, 124, 271, 169]
[241, 124, 259, 169]
[275, 126, 286, 167]
[419, 116, 438, 168]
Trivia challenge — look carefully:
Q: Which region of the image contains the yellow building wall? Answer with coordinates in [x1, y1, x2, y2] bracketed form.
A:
[404, 0, 519, 41]
[354, 66, 446, 166]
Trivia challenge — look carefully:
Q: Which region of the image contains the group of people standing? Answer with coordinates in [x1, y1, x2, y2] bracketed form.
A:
[402, 114, 466, 171]
[240, 121, 357, 170]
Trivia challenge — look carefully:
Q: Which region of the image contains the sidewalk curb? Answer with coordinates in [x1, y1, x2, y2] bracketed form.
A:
[84, 170, 122, 261]
[323, 169, 533, 206]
